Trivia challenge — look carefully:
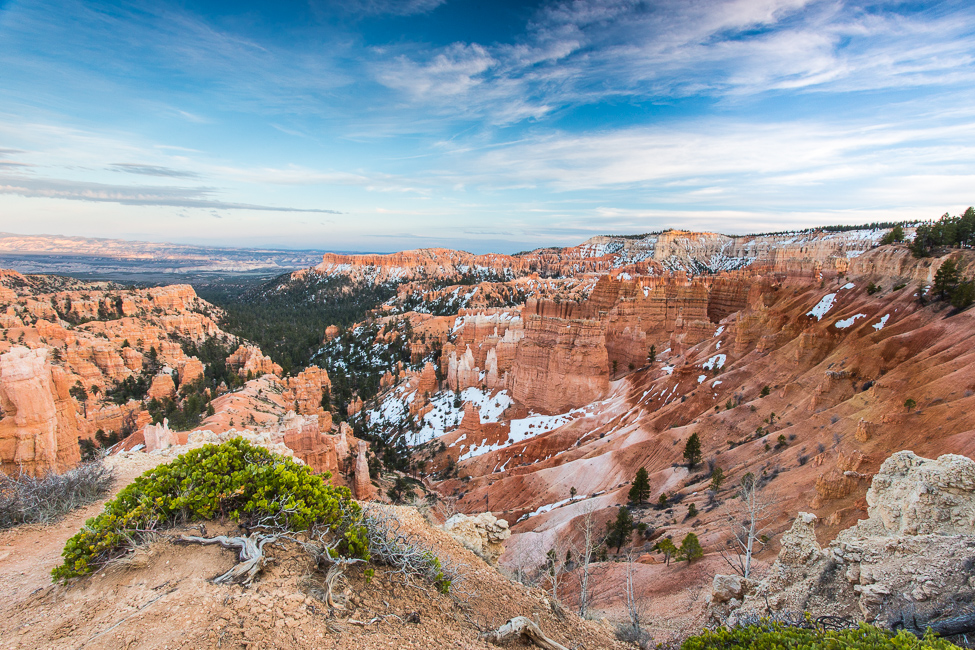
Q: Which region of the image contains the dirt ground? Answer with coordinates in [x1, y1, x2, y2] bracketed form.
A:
[0, 453, 627, 650]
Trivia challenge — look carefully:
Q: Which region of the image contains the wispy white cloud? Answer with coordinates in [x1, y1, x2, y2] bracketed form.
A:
[371, 0, 975, 122]
[314, 0, 447, 18]
[444, 106, 975, 194]
[0, 173, 342, 213]
[109, 163, 199, 178]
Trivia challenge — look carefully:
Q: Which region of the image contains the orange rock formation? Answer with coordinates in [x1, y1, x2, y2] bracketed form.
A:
[0, 347, 82, 475]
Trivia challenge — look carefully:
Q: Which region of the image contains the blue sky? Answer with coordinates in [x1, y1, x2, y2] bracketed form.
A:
[1, 0, 974, 253]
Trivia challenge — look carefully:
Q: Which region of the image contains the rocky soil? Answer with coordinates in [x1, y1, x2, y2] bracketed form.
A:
[0, 452, 625, 650]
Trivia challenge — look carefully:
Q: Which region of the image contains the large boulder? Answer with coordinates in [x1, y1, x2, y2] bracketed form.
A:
[721, 451, 975, 626]
[861, 450, 975, 537]
[711, 574, 745, 604]
[443, 512, 511, 565]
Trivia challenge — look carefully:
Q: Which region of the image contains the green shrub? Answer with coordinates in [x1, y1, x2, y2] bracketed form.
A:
[52, 438, 367, 581]
[681, 622, 960, 649]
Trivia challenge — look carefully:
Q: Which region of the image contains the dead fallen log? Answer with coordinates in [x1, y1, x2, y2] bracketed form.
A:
[892, 611, 975, 639]
[176, 532, 278, 585]
[479, 616, 569, 650]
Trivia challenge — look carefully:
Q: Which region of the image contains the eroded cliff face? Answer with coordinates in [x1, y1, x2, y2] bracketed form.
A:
[508, 311, 610, 414]
[348, 244, 975, 608]
[714, 451, 975, 626]
[0, 346, 81, 475]
[308, 246, 625, 284]
[309, 227, 899, 287]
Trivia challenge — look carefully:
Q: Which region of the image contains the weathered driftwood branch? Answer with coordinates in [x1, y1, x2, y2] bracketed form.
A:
[892, 611, 975, 639]
[177, 532, 278, 585]
[479, 616, 569, 650]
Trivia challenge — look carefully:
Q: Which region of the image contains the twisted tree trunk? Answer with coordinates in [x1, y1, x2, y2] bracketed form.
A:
[177, 532, 278, 585]
[479, 616, 569, 650]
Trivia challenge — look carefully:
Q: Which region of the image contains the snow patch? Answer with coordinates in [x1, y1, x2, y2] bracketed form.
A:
[702, 354, 726, 370]
[873, 314, 890, 330]
[835, 313, 866, 329]
[459, 406, 586, 461]
[517, 495, 587, 522]
[807, 293, 836, 321]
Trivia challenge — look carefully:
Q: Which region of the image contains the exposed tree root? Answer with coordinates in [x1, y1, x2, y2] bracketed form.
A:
[176, 532, 278, 585]
[479, 616, 569, 650]
[303, 537, 364, 610]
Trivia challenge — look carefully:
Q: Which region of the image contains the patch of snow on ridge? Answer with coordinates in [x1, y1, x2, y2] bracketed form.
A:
[371, 386, 513, 447]
[662, 365, 674, 375]
[841, 282, 855, 290]
[459, 407, 587, 461]
[518, 495, 588, 522]
[714, 325, 724, 337]
[835, 313, 866, 329]
[698, 375, 706, 384]
[807, 293, 836, 321]
[702, 354, 726, 370]
[873, 314, 890, 330]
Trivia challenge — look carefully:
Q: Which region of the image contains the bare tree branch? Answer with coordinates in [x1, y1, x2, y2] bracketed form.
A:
[176, 532, 278, 585]
[479, 616, 569, 650]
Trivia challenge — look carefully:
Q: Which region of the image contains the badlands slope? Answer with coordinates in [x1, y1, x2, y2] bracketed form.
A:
[305, 229, 975, 627]
[3, 225, 975, 637]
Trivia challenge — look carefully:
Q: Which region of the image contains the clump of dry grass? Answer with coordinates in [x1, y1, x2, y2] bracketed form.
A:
[0, 462, 113, 529]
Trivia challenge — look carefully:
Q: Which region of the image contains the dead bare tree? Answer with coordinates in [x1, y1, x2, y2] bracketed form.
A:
[575, 500, 603, 619]
[432, 493, 459, 524]
[542, 535, 570, 608]
[617, 549, 652, 648]
[361, 504, 468, 597]
[721, 471, 779, 579]
[507, 533, 545, 587]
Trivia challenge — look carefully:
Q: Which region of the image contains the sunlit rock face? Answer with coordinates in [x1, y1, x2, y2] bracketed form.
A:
[0, 346, 82, 475]
[226, 344, 282, 378]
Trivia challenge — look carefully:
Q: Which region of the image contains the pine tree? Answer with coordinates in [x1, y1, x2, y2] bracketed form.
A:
[606, 506, 634, 552]
[934, 258, 960, 300]
[654, 537, 677, 565]
[679, 532, 703, 564]
[628, 467, 651, 505]
[710, 466, 725, 491]
[951, 281, 975, 310]
[683, 433, 702, 468]
[879, 224, 905, 245]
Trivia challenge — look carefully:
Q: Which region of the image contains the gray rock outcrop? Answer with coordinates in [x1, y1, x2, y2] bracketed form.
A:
[443, 512, 511, 565]
[712, 451, 975, 626]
